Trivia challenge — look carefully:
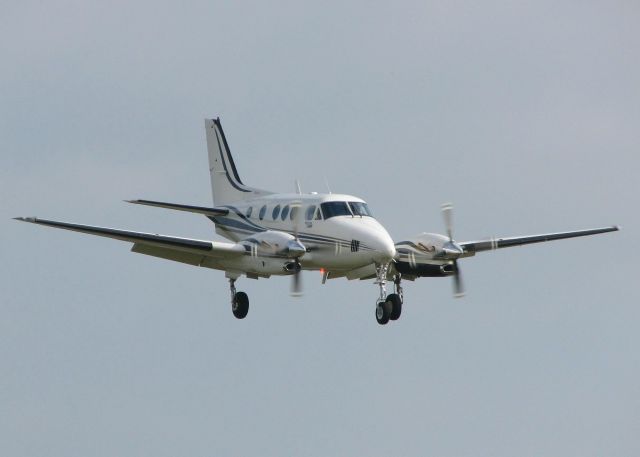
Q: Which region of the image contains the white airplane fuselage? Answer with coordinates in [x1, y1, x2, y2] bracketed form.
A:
[209, 192, 396, 274]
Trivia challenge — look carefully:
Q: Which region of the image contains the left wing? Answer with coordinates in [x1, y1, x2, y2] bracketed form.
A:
[459, 226, 619, 255]
[13, 217, 244, 259]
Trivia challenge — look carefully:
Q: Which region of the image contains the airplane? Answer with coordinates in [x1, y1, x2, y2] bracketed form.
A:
[15, 118, 619, 325]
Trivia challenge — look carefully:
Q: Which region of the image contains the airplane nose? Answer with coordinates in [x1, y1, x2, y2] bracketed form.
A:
[371, 233, 396, 262]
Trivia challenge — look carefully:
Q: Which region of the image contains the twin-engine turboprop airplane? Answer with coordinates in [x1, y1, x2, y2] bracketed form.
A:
[15, 118, 619, 324]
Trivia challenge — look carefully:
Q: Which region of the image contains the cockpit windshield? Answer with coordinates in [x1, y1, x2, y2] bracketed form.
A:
[320, 201, 374, 219]
[320, 202, 351, 219]
[348, 201, 373, 217]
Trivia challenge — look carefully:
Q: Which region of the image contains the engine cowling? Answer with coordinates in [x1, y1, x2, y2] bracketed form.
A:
[394, 233, 455, 277]
[221, 230, 308, 278]
[240, 230, 306, 259]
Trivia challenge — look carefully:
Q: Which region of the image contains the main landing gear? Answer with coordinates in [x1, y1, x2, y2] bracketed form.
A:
[374, 264, 404, 325]
[229, 278, 249, 319]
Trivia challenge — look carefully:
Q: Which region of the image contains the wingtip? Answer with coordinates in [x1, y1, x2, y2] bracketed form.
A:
[13, 217, 36, 222]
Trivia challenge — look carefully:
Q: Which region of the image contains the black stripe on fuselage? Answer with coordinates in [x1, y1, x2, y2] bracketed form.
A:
[210, 215, 371, 251]
[214, 205, 373, 249]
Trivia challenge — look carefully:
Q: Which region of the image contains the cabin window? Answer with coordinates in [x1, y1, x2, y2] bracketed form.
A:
[348, 202, 373, 217]
[245, 207, 253, 218]
[259, 205, 267, 220]
[281, 205, 290, 221]
[272, 204, 281, 220]
[320, 201, 352, 219]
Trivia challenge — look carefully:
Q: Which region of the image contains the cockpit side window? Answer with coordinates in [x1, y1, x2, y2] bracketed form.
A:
[305, 205, 316, 221]
[348, 202, 374, 217]
[320, 201, 353, 219]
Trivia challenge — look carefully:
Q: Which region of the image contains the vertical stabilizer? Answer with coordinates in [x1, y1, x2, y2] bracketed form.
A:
[204, 118, 269, 205]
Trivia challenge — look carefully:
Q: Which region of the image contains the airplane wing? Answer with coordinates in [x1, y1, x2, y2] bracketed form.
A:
[13, 217, 244, 261]
[125, 199, 229, 217]
[459, 226, 619, 255]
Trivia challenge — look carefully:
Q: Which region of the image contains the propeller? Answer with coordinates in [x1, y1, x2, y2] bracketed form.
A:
[441, 202, 465, 298]
[289, 201, 305, 296]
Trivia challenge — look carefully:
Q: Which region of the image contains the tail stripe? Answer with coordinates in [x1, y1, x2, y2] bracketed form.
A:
[206, 117, 270, 205]
[213, 126, 251, 193]
[214, 118, 244, 185]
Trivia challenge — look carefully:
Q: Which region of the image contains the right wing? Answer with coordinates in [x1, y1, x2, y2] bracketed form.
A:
[13, 217, 244, 266]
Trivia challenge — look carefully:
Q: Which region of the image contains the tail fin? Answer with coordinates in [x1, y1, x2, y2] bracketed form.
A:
[204, 118, 269, 205]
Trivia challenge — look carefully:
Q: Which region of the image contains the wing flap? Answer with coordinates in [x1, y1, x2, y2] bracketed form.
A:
[131, 243, 206, 265]
[460, 226, 619, 254]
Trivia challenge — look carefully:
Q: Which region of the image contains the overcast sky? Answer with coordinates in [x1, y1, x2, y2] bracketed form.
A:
[2, 1, 638, 456]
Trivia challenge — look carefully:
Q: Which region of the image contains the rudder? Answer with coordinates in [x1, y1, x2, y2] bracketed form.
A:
[204, 118, 268, 205]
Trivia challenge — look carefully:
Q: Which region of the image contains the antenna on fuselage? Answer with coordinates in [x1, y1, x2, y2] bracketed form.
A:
[295, 179, 302, 195]
[323, 176, 332, 194]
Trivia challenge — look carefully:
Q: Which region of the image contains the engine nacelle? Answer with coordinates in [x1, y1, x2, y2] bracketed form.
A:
[239, 230, 305, 259]
[394, 233, 454, 277]
[396, 233, 449, 260]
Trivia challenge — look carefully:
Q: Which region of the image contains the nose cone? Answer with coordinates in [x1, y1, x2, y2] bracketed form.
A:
[370, 231, 396, 263]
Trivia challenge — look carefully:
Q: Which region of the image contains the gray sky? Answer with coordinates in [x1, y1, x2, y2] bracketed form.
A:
[2, 1, 638, 456]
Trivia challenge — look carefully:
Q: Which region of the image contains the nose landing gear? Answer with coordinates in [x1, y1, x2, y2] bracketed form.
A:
[374, 265, 404, 325]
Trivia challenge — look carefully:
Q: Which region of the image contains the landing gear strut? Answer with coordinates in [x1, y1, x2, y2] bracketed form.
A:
[230, 278, 249, 319]
[374, 266, 404, 325]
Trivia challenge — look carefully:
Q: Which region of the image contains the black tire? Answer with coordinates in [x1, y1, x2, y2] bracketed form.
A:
[387, 293, 402, 320]
[375, 301, 392, 325]
[232, 291, 249, 319]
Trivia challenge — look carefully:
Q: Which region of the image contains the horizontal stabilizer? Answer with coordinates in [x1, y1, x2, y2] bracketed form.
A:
[125, 199, 229, 217]
[460, 226, 619, 254]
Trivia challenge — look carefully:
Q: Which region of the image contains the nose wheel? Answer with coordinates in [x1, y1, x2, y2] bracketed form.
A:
[374, 265, 404, 325]
[387, 293, 402, 320]
[376, 300, 392, 324]
[388, 274, 403, 320]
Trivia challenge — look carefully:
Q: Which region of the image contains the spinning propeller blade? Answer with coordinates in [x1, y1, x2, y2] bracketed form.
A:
[291, 266, 303, 296]
[290, 201, 304, 297]
[441, 202, 454, 241]
[441, 202, 465, 298]
[453, 260, 465, 298]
